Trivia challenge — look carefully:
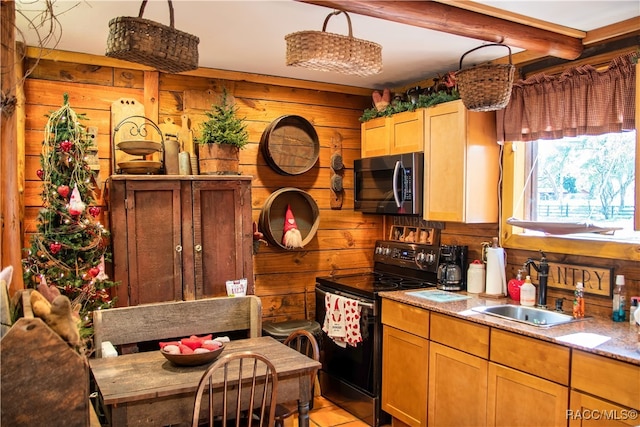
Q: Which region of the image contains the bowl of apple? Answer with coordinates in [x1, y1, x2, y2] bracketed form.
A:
[160, 335, 225, 366]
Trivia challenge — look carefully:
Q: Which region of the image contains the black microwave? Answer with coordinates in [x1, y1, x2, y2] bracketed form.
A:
[354, 152, 423, 215]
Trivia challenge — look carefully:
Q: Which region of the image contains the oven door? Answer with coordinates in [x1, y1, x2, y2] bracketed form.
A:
[315, 284, 380, 396]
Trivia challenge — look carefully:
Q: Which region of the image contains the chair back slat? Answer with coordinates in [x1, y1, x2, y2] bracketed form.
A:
[192, 351, 278, 427]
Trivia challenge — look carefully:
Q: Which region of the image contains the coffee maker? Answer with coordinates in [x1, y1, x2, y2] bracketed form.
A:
[437, 245, 468, 291]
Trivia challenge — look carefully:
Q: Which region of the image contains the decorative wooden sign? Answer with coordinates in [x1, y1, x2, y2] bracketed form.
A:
[529, 262, 613, 297]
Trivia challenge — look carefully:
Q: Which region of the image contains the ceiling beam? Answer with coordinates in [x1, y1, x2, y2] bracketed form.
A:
[296, 0, 584, 60]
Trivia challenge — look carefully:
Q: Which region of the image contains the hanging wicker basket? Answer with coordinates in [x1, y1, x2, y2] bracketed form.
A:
[105, 0, 199, 74]
[455, 43, 515, 112]
[285, 10, 382, 76]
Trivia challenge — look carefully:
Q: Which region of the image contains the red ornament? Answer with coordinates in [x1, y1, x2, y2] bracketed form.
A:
[36, 169, 45, 180]
[49, 242, 62, 254]
[89, 206, 101, 217]
[57, 185, 70, 198]
[88, 267, 100, 277]
[60, 140, 73, 152]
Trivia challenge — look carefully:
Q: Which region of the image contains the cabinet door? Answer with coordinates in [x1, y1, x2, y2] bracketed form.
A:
[390, 109, 425, 154]
[361, 117, 390, 158]
[487, 362, 568, 427]
[423, 100, 498, 223]
[111, 179, 184, 306]
[190, 179, 253, 299]
[569, 391, 639, 427]
[424, 100, 466, 222]
[428, 342, 488, 426]
[382, 325, 429, 427]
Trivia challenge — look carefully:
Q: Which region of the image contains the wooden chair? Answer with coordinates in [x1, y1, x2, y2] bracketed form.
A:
[192, 351, 278, 427]
[274, 329, 320, 427]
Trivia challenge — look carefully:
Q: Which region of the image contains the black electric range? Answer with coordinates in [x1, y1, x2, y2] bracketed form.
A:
[314, 240, 440, 427]
[316, 240, 441, 300]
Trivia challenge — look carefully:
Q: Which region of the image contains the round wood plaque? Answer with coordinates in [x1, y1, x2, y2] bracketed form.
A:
[260, 115, 319, 175]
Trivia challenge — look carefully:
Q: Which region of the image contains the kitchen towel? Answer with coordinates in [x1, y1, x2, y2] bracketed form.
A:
[323, 294, 362, 348]
[485, 246, 507, 295]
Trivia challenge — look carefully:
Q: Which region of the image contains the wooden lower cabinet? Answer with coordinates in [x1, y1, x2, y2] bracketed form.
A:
[109, 176, 253, 306]
[382, 325, 429, 427]
[428, 342, 488, 426]
[487, 362, 569, 427]
[569, 391, 639, 427]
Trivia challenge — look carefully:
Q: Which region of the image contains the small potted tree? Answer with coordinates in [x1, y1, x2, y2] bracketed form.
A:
[196, 88, 249, 175]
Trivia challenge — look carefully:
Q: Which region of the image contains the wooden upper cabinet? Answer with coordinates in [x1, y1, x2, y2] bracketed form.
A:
[423, 100, 499, 223]
[361, 116, 390, 158]
[361, 109, 425, 158]
[390, 109, 425, 155]
[108, 176, 253, 307]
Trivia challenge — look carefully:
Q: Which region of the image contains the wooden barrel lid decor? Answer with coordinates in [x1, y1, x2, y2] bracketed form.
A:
[260, 115, 320, 175]
[259, 188, 320, 250]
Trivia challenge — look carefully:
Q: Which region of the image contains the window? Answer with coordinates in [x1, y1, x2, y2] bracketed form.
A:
[521, 131, 637, 237]
[502, 130, 640, 260]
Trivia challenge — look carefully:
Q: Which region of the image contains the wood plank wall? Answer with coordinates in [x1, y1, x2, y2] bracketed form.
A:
[19, 51, 640, 324]
[21, 57, 384, 323]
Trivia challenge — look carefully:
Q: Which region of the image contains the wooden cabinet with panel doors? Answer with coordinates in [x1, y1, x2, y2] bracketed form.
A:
[569, 349, 640, 426]
[361, 109, 426, 158]
[423, 99, 499, 223]
[381, 298, 430, 427]
[428, 313, 489, 426]
[108, 176, 253, 307]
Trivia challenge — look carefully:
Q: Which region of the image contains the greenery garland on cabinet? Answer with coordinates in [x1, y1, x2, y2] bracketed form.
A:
[359, 90, 460, 122]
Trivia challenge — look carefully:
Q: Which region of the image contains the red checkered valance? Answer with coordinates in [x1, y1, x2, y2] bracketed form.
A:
[497, 52, 637, 142]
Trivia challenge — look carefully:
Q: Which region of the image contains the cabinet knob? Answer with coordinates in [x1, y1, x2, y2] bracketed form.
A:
[195, 244, 202, 252]
[175, 245, 182, 252]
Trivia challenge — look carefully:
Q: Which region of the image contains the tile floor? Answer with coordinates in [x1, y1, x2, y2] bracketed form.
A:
[283, 396, 371, 427]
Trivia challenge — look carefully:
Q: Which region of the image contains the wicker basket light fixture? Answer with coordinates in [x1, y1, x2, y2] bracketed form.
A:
[285, 10, 382, 77]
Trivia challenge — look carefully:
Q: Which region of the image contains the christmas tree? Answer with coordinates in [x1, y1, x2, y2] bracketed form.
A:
[22, 94, 117, 343]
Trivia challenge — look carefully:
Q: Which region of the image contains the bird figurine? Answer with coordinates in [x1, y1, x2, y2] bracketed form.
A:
[372, 88, 391, 112]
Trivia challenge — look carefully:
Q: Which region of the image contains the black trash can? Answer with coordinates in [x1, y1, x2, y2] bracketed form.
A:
[263, 319, 322, 410]
[262, 319, 322, 342]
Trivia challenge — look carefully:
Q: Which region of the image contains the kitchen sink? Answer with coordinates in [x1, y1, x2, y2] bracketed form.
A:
[472, 304, 586, 327]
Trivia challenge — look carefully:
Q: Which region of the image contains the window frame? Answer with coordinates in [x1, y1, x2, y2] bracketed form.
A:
[500, 62, 640, 262]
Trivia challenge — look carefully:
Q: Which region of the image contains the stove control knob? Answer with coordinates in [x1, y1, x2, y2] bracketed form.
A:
[415, 251, 435, 268]
[383, 247, 392, 256]
[375, 246, 382, 255]
[415, 251, 427, 267]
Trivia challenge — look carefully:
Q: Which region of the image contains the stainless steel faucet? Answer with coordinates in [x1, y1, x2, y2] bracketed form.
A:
[524, 251, 549, 309]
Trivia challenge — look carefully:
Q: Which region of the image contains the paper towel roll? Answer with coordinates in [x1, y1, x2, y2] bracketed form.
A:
[485, 247, 507, 295]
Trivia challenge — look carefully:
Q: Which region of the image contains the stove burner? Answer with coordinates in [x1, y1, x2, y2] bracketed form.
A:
[398, 279, 427, 289]
[374, 279, 400, 291]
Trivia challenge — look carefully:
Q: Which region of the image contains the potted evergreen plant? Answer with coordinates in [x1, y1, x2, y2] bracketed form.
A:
[196, 88, 249, 175]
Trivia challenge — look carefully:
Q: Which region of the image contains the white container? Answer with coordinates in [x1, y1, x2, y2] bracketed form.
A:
[467, 261, 485, 294]
[520, 276, 536, 307]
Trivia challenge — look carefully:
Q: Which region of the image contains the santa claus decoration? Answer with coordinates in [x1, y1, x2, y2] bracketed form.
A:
[282, 204, 303, 249]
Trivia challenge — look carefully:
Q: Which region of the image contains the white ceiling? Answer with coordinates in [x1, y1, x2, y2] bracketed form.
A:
[14, 0, 640, 90]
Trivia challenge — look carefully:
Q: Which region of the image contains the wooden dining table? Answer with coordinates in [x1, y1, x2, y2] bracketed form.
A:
[90, 336, 321, 427]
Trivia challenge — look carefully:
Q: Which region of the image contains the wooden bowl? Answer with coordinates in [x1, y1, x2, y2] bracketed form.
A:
[117, 160, 163, 174]
[160, 344, 225, 366]
[117, 140, 162, 156]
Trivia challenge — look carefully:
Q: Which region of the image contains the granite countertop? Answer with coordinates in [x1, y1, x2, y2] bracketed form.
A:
[380, 289, 640, 366]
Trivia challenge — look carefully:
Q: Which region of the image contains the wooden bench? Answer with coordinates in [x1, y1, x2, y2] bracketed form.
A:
[93, 296, 262, 358]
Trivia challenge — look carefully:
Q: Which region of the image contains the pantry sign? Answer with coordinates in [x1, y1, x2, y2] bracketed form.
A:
[530, 262, 613, 297]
